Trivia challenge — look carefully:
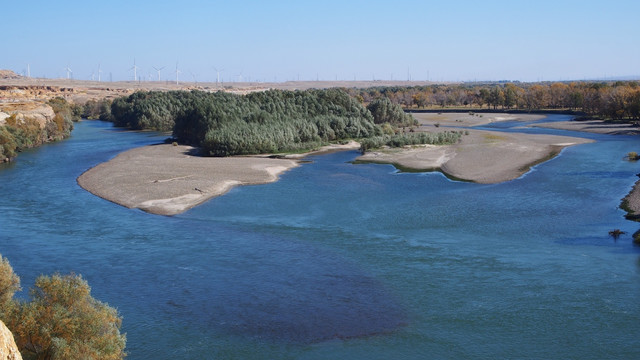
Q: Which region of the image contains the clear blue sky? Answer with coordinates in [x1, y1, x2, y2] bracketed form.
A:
[3, 0, 639, 82]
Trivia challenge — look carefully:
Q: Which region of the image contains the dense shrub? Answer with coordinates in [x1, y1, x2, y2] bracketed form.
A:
[82, 99, 113, 120]
[366, 97, 416, 127]
[0, 99, 75, 162]
[0, 127, 18, 160]
[106, 89, 383, 156]
[0, 255, 126, 360]
[359, 131, 463, 153]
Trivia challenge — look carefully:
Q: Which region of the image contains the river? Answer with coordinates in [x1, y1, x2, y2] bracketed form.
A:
[1, 119, 639, 359]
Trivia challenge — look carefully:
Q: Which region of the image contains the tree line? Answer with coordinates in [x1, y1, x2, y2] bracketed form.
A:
[347, 81, 640, 120]
[99, 88, 458, 156]
[0, 98, 78, 162]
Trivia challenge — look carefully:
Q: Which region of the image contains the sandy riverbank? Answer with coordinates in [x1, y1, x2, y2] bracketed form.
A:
[623, 179, 640, 220]
[77, 144, 300, 215]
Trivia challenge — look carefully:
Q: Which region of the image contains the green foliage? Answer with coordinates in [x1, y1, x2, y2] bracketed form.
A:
[360, 131, 463, 153]
[0, 126, 18, 160]
[4, 115, 44, 150]
[82, 99, 113, 120]
[366, 97, 417, 127]
[107, 89, 383, 156]
[48, 97, 80, 124]
[109, 90, 197, 131]
[0, 256, 126, 360]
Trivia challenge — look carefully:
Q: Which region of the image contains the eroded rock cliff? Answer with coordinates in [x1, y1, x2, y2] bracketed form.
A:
[0, 320, 22, 360]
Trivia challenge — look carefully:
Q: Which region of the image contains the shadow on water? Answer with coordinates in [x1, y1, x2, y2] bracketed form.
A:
[157, 228, 406, 344]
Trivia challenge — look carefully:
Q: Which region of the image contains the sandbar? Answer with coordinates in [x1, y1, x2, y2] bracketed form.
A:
[531, 120, 640, 135]
[410, 112, 546, 128]
[77, 144, 299, 216]
[357, 129, 593, 183]
[78, 114, 634, 215]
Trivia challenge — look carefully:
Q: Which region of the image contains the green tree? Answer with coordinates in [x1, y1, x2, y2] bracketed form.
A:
[0, 127, 18, 160]
[366, 97, 416, 127]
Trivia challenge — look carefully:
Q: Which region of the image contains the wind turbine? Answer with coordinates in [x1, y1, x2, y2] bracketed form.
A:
[235, 71, 243, 83]
[190, 71, 198, 84]
[130, 58, 139, 82]
[65, 64, 73, 80]
[98, 64, 102, 82]
[152, 66, 165, 81]
[175, 62, 181, 85]
[213, 67, 224, 86]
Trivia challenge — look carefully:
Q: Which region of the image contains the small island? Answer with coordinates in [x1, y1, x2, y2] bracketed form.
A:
[75, 89, 614, 215]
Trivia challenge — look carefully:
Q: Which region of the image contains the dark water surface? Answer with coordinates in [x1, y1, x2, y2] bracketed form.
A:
[1, 120, 640, 359]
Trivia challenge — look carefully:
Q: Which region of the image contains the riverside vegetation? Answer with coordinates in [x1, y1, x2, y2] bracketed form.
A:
[100, 89, 463, 156]
[0, 255, 126, 360]
[0, 98, 78, 162]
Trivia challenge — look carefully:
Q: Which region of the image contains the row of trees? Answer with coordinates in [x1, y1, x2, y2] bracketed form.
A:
[348, 81, 640, 120]
[103, 89, 438, 156]
[0, 98, 78, 162]
[0, 255, 126, 360]
[359, 131, 464, 153]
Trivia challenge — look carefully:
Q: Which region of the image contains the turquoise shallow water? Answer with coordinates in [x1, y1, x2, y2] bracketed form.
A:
[1, 119, 639, 359]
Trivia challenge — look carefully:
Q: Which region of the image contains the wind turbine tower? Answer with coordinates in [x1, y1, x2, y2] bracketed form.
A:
[175, 63, 181, 85]
[65, 65, 73, 80]
[213, 67, 224, 86]
[130, 58, 139, 82]
[153, 66, 165, 81]
[98, 64, 102, 82]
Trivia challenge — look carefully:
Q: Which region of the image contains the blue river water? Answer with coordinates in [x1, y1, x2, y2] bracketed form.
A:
[1, 118, 639, 359]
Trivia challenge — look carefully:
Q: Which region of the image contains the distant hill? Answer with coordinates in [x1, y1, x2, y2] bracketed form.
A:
[0, 70, 21, 79]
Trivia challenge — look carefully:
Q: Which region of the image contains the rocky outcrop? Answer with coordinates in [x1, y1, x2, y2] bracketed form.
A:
[0, 320, 22, 360]
[0, 102, 55, 128]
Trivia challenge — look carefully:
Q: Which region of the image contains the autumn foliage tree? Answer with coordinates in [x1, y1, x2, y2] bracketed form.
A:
[0, 255, 126, 360]
[348, 81, 640, 121]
